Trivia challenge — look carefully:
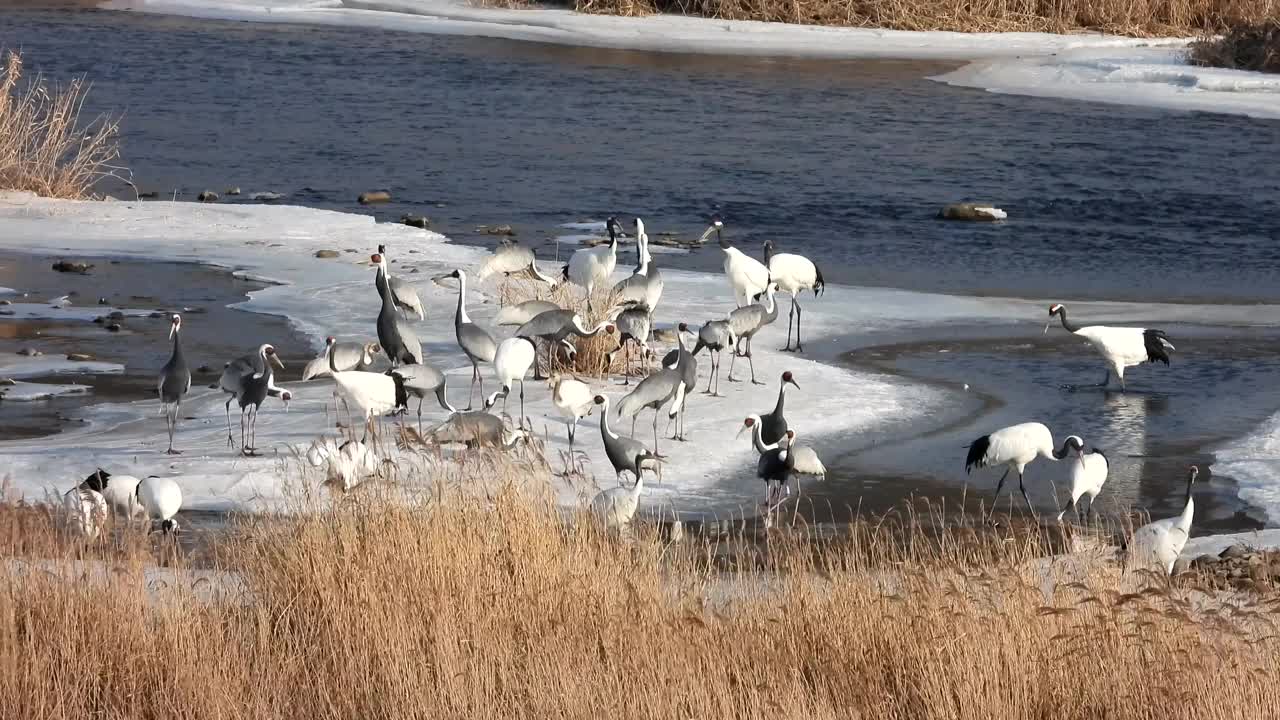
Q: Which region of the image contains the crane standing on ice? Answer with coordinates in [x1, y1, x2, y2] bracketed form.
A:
[763, 239, 824, 352]
[699, 214, 769, 308]
[1045, 303, 1174, 391]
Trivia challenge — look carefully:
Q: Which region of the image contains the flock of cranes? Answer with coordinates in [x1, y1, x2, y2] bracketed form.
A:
[967, 304, 1188, 573]
[64, 213, 1199, 572]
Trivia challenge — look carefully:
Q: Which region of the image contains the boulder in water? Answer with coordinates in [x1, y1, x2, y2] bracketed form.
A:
[939, 203, 1007, 221]
[198, 190, 219, 203]
[358, 191, 391, 205]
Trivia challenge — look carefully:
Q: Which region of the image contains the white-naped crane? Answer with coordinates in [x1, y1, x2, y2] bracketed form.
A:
[302, 337, 378, 380]
[387, 363, 452, 433]
[375, 244, 425, 320]
[612, 218, 663, 313]
[371, 252, 423, 367]
[306, 436, 380, 493]
[236, 343, 291, 456]
[616, 362, 687, 455]
[484, 336, 537, 428]
[564, 216, 624, 307]
[219, 343, 290, 450]
[781, 429, 827, 482]
[1125, 465, 1199, 575]
[63, 469, 109, 540]
[495, 299, 560, 327]
[698, 214, 769, 307]
[1045, 303, 1174, 391]
[660, 323, 698, 441]
[591, 451, 655, 531]
[515, 309, 614, 379]
[476, 237, 559, 289]
[738, 414, 788, 517]
[727, 282, 779, 385]
[690, 319, 735, 396]
[136, 475, 183, 534]
[966, 422, 1078, 520]
[425, 395, 527, 450]
[434, 268, 497, 409]
[762, 239, 824, 352]
[158, 313, 191, 455]
[607, 304, 652, 385]
[756, 371, 799, 446]
[1057, 437, 1108, 523]
[593, 393, 663, 484]
[325, 335, 399, 442]
[549, 373, 595, 462]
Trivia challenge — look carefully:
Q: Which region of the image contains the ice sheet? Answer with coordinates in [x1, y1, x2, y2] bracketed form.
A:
[0, 353, 125, 379]
[1213, 411, 1280, 525]
[0, 381, 93, 401]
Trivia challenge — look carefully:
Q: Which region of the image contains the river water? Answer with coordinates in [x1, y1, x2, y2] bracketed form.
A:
[2, 7, 1279, 529]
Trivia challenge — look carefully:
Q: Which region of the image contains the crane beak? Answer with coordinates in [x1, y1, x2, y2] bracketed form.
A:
[735, 425, 748, 440]
[430, 273, 456, 288]
[271, 354, 285, 370]
[697, 225, 716, 243]
[1043, 321, 1052, 334]
[787, 378, 800, 390]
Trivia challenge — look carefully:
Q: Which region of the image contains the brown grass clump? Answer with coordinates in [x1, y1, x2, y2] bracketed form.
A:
[0, 49, 125, 199]
[569, 0, 1279, 37]
[3, 451, 1280, 719]
[1189, 20, 1280, 72]
[497, 277, 631, 379]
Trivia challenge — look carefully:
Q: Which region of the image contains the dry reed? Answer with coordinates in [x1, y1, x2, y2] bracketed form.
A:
[569, 0, 1279, 36]
[0, 49, 125, 200]
[3, 453, 1280, 719]
[1189, 19, 1280, 72]
[496, 276, 632, 379]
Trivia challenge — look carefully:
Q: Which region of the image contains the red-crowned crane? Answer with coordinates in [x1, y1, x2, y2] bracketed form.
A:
[762, 239, 824, 352]
[1045, 303, 1174, 391]
[1125, 466, 1199, 575]
[1057, 437, 1109, 523]
[965, 422, 1077, 519]
[699, 214, 769, 307]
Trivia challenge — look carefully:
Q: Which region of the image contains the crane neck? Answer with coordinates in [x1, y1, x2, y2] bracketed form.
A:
[599, 400, 617, 440]
[762, 287, 776, 315]
[1181, 475, 1196, 521]
[1050, 437, 1073, 460]
[328, 339, 339, 374]
[1055, 309, 1080, 333]
[763, 242, 774, 264]
[751, 422, 776, 454]
[456, 272, 470, 325]
[773, 382, 787, 416]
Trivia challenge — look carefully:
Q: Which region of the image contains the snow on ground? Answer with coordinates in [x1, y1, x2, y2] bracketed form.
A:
[0, 191, 951, 518]
[0, 354, 125, 379]
[1214, 413, 1280, 525]
[935, 47, 1280, 121]
[0, 380, 93, 401]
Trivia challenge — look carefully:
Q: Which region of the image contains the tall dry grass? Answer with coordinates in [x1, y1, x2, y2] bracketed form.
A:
[572, 0, 1279, 36]
[0, 49, 125, 199]
[3, 452, 1280, 719]
[1189, 19, 1280, 71]
[498, 276, 631, 379]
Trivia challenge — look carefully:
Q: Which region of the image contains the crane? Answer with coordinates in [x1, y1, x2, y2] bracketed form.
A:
[593, 393, 663, 484]
[375, 244, 425, 320]
[1057, 437, 1108, 524]
[763, 239, 824, 352]
[690, 319, 735, 396]
[371, 252, 423, 366]
[1125, 466, 1199, 575]
[727, 282, 779, 385]
[1045, 303, 1174, 391]
[965, 422, 1077, 520]
[435, 268, 497, 409]
[158, 313, 190, 455]
[698, 214, 769, 307]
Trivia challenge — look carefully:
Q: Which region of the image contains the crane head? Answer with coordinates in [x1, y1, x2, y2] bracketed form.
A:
[677, 322, 689, 333]
[168, 314, 181, 339]
[263, 344, 285, 370]
[782, 371, 799, 390]
[279, 390, 293, 412]
[736, 415, 760, 440]
[325, 336, 336, 346]
[593, 394, 606, 406]
[1063, 435, 1085, 460]
[1188, 465, 1200, 483]
[370, 253, 382, 265]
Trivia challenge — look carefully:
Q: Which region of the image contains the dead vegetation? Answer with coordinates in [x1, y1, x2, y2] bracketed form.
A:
[496, 276, 636, 380]
[2, 456, 1279, 719]
[0, 50, 125, 199]
[546, 0, 1280, 37]
[1189, 20, 1280, 72]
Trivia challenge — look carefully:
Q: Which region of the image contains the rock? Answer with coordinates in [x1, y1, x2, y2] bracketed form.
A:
[107, 311, 125, 320]
[16, 348, 42, 357]
[0, 378, 13, 386]
[939, 203, 1008, 221]
[93, 316, 106, 324]
[252, 192, 282, 202]
[357, 191, 391, 205]
[486, 224, 516, 236]
[66, 353, 95, 362]
[1190, 554, 1219, 569]
[1172, 557, 1192, 576]
[105, 323, 121, 332]
[197, 364, 212, 373]
[409, 268, 420, 274]
[98, 297, 109, 305]
[0, 299, 9, 305]
[149, 311, 166, 319]
[198, 190, 219, 203]
[400, 214, 430, 229]
[434, 202, 446, 208]
[1220, 543, 1251, 560]
[314, 250, 341, 259]
[225, 187, 241, 196]
[51, 260, 93, 274]
[182, 307, 207, 315]
[0, 310, 12, 316]
[138, 191, 160, 200]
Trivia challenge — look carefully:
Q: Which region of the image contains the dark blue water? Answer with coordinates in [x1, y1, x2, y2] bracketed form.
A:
[4, 8, 1280, 303]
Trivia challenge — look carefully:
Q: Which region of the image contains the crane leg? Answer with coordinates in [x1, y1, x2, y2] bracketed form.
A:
[240, 408, 249, 456]
[989, 468, 1011, 521]
[652, 411, 661, 457]
[794, 299, 804, 353]
[165, 405, 180, 455]
[466, 364, 478, 411]
[704, 352, 716, 394]
[727, 347, 740, 383]
[519, 380, 526, 431]
[782, 296, 795, 352]
[417, 397, 424, 435]
[250, 405, 259, 454]
[1017, 472, 1036, 517]
[748, 337, 764, 386]
[224, 397, 235, 448]
[623, 341, 632, 386]
[477, 365, 486, 405]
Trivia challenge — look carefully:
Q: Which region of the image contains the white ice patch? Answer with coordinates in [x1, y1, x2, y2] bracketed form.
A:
[1213, 411, 1280, 525]
[0, 354, 125, 379]
[108, 0, 1184, 61]
[0, 381, 93, 401]
[0, 287, 17, 295]
[935, 47, 1280, 120]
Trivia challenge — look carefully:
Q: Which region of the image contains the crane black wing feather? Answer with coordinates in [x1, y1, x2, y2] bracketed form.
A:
[965, 435, 991, 474]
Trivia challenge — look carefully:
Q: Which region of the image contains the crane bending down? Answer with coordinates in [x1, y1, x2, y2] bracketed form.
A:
[485, 336, 537, 429]
[965, 422, 1077, 520]
[495, 299, 560, 327]
[302, 337, 377, 380]
[763, 239, 824, 352]
[1058, 438, 1108, 524]
[608, 305, 652, 385]
[591, 452, 655, 530]
[514, 309, 614, 379]
[158, 314, 191, 455]
[699, 214, 769, 307]
[1045, 303, 1174, 391]
[387, 363, 452, 433]
[1125, 466, 1198, 575]
[136, 475, 183, 534]
[691, 319, 735, 396]
[475, 238, 559, 289]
